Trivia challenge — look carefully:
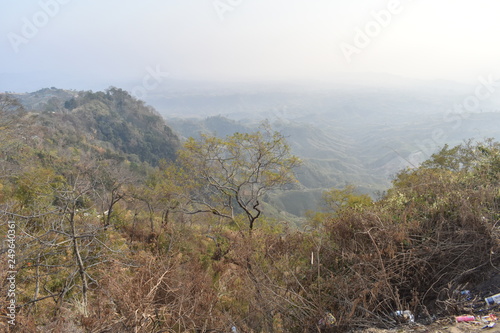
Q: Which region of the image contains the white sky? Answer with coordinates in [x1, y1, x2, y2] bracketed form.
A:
[1, 0, 499, 90]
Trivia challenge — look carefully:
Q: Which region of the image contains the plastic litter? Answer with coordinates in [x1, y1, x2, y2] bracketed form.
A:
[485, 293, 500, 305]
[231, 325, 238, 333]
[481, 314, 498, 323]
[394, 310, 415, 323]
[456, 315, 475, 322]
[460, 290, 473, 301]
[482, 322, 496, 329]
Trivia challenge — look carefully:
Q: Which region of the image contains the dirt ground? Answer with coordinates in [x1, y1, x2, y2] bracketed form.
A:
[360, 271, 500, 333]
[363, 317, 500, 333]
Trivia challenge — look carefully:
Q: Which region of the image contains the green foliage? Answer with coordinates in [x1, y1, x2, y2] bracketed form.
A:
[307, 185, 372, 228]
[322, 184, 373, 212]
[179, 122, 301, 231]
[69, 88, 180, 165]
[14, 167, 63, 211]
[3, 88, 181, 167]
[2, 91, 500, 332]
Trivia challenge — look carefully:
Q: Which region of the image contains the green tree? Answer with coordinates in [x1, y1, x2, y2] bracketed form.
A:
[322, 184, 372, 213]
[179, 123, 301, 231]
[0, 93, 24, 117]
[131, 160, 192, 233]
[307, 185, 372, 228]
[0, 94, 27, 175]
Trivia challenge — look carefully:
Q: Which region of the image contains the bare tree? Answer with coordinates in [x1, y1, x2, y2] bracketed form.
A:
[2, 159, 117, 317]
[93, 160, 134, 228]
[179, 123, 300, 232]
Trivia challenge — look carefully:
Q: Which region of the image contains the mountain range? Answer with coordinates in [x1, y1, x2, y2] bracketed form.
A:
[6, 80, 500, 217]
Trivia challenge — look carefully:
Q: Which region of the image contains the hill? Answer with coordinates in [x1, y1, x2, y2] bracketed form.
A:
[8, 87, 180, 166]
[161, 82, 500, 216]
[1, 87, 500, 332]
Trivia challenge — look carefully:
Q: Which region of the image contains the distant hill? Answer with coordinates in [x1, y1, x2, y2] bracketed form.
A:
[167, 116, 388, 216]
[166, 106, 500, 216]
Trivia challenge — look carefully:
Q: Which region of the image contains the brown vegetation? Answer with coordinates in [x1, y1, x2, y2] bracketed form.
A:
[1, 92, 500, 332]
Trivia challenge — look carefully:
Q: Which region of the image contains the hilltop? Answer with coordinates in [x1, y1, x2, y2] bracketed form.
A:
[7, 87, 180, 166]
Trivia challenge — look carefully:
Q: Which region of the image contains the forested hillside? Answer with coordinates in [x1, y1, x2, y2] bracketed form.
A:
[1, 89, 500, 332]
[12, 87, 180, 166]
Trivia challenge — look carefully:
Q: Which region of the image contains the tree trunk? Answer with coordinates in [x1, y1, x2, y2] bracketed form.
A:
[69, 210, 88, 316]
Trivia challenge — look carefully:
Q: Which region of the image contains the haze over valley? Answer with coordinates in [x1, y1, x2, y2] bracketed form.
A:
[11, 77, 500, 217]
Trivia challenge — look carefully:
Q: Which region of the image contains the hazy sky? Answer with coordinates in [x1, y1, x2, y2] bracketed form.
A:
[1, 0, 500, 91]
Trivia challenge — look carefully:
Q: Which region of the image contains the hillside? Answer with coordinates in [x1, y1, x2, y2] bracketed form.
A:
[162, 82, 500, 216]
[9, 87, 180, 166]
[1, 91, 500, 331]
[166, 111, 500, 217]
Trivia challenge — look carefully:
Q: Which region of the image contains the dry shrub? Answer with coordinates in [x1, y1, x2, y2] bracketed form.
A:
[213, 229, 324, 333]
[0, 314, 38, 333]
[122, 222, 158, 244]
[312, 171, 500, 329]
[82, 250, 228, 333]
